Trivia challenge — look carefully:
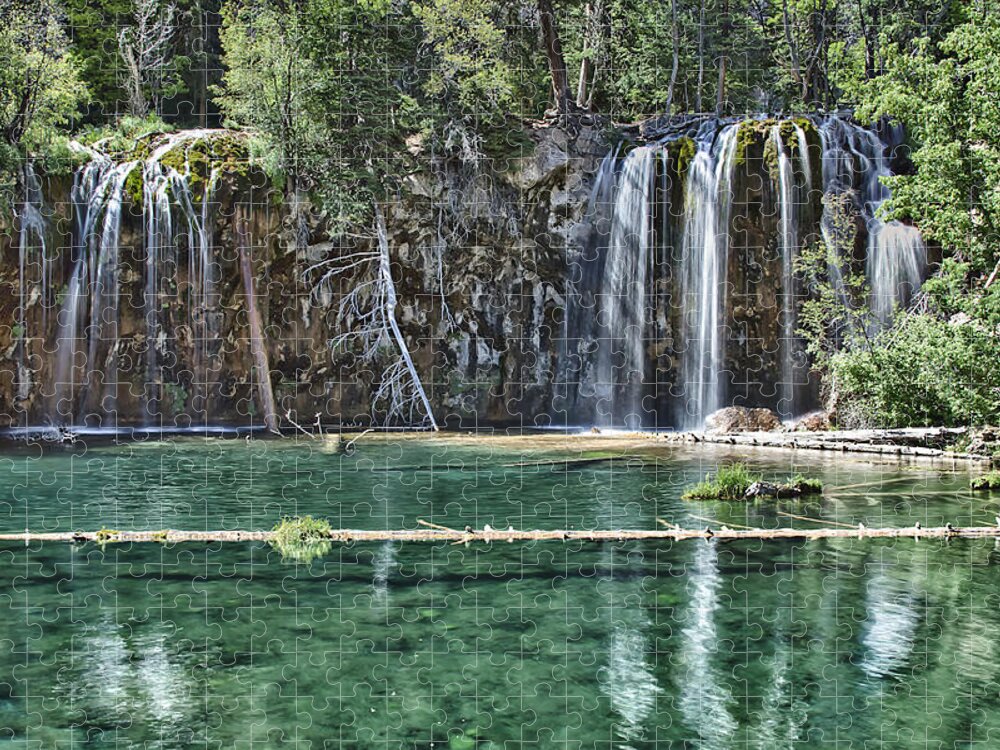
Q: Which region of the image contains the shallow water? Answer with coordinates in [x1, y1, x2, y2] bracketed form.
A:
[0, 434, 991, 532]
[1, 436, 998, 748]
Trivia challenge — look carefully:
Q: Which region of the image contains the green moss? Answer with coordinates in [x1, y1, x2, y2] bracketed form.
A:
[682, 463, 761, 501]
[672, 136, 697, 179]
[734, 120, 766, 167]
[763, 135, 781, 183]
[124, 164, 143, 205]
[970, 471, 1000, 491]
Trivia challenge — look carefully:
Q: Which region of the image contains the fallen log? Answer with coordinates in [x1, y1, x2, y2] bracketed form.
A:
[2, 524, 997, 544]
[662, 430, 991, 462]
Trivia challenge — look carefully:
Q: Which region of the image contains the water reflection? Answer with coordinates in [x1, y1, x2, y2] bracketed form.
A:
[0, 539, 998, 747]
[860, 569, 919, 679]
[677, 541, 737, 748]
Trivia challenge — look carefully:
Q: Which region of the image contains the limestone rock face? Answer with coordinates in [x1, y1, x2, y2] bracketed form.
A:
[704, 406, 783, 433]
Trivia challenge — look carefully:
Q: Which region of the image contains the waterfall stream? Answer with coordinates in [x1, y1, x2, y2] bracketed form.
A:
[676, 123, 739, 429]
[571, 115, 926, 430]
[818, 118, 926, 325]
[49, 133, 224, 426]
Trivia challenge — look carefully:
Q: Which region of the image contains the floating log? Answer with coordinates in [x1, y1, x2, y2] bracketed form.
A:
[2, 524, 998, 545]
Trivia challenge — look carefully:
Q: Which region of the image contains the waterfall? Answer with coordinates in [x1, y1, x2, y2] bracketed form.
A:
[817, 118, 925, 325]
[571, 114, 920, 430]
[769, 124, 814, 420]
[141, 132, 223, 421]
[51, 150, 136, 425]
[676, 123, 739, 429]
[16, 161, 47, 405]
[51, 133, 223, 426]
[593, 146, 657, 429]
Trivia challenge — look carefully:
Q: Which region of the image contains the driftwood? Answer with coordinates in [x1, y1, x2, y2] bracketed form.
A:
[3, 524, 998, 545]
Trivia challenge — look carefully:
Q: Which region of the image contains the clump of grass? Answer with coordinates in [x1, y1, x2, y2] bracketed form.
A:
[682, 463, 761, 501]
[683, 465, 824, 500]
[783, 474, 824, 496]
[970, 471, 1000, 491]
[271, 516, 333, 563]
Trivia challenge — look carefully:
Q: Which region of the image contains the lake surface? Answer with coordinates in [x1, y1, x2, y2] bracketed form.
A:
[1, 435, 998, 748]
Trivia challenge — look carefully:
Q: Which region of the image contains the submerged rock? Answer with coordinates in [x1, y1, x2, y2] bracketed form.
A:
[705, 406, 782, 433]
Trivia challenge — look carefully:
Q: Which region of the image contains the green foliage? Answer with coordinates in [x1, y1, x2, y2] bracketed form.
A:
[0, 0, 87, 159]
[270, 515, 333, 563]
[215, 0, 417, 227]
[855, 15, 1000, 273]
[682, 463, 761, 501]
[795, 192, 876, 372]
[970, 471, 1000, 491]
[413, 0, 520, 116]
[78, 114, 174, 156]
[830, 312, 1000, 428]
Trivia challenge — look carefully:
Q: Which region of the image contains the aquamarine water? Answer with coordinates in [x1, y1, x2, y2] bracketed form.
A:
[1, 436, 998, 748]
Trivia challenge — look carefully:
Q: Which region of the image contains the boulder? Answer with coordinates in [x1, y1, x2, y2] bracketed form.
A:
[704, 406, 782, 434]
[792, 411, 831, 432]
[744, 481, 781, 498]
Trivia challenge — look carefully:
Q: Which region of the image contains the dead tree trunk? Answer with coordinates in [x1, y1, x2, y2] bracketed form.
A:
[537, 0, 572, 114]
[236, 208, 279, 434]
[375, 209, 439, 432]
[306, 206, 438, 430]
[715, 0, 731, 115]
[665, 0, 680, 114]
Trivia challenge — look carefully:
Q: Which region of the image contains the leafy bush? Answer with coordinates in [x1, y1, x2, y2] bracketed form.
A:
[831, 313, 1000, 428]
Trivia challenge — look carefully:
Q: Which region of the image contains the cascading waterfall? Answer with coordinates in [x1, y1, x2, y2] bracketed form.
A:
[16, 161, 48, 404]
[142, 131, 222, 422]
[818, 118, 925, 325]
[51, 151, 136, 424]
[572, 114, 923, 430]
[593, 146, 657, 428]
[769, 123, 814, 420]
[676, 123, 739, 430]
[50, 133, 223, 426]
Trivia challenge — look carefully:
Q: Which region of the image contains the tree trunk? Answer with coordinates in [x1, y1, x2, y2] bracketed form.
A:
[783, 0, 802, 90]
[576, 3, 595, 108]
[236, 208, 280, 434]
[374, 207, 439, 431]
[537, 0, 572, 113]
[715, 0, 731, 115]
[696, 0, 705, 112]
[665, 0, 680, 114]
[715, 56, 727, 115]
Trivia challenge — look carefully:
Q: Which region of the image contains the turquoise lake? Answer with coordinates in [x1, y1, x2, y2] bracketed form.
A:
[1, 435, 998, 748]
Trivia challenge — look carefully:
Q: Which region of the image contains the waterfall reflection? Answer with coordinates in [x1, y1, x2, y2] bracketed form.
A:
[677, 540, 737, 748]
